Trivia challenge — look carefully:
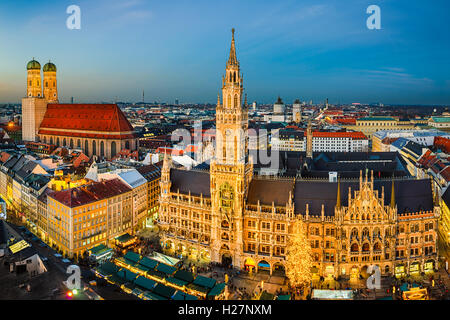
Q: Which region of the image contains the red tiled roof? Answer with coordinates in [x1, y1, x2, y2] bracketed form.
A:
[440, 166, 450, 182]
[311, 131, 368, 140]
[48, 178, 132, 208]
[39, 104, 135, 135]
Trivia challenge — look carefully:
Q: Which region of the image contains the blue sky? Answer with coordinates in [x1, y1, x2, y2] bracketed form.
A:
[0, 0, 449, 105]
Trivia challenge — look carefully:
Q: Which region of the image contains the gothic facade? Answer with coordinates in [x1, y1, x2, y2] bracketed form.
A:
[158, 30, 440, 280]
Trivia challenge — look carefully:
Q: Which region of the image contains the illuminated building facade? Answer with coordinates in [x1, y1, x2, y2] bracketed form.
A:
[158, 30, 440, 280]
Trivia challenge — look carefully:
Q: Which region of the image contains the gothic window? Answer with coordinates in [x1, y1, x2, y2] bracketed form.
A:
[221, 220, 229, 229]
[77, 139, 81, 148]
[63, 138, 66, 146]
[85, 140, 89, 154]
[56, 137, 60, 146]
[227, 94, 231, 108]
[351, 243, 359, 252]
[92, 140, 97, 155]
[70, 139, 74, 149]
[234, 94, 238, 108]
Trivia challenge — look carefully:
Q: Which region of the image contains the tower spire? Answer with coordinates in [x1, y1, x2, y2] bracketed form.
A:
[227, 28, 238, 66]
[336, 176, 341, 209]
[390, 177, 395, 208]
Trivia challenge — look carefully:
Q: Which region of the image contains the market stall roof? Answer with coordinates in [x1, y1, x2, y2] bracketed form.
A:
[151, 252, 181, 267]
[192, 275, 216, 289]
[153, 283, 176, 299]
[116, 269, 138, 282]
[174, 270, 195, 283]
[166, 276, 188, 288]
[115, 233, 136, 243]
[134, 276, 157, 291]
[311, 289, 354, 300]
[96, 261, 120, 277]
[259, 291, 275, 300]
[108, 273, 126, 285]
[142, 291, 167, 300]
[156, 262, 177, 275]
[139, 257, 158, 270]
[147, 269, 166, 280]
[89, 243, 109, 255]
[123, 251, 141, 263]
[207, 282, 226, 297]
[276, 294, 291, 300]
[172, 291, 198, 300]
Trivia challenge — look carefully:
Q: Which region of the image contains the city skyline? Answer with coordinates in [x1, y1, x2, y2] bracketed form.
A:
[0, 0, 449, 105]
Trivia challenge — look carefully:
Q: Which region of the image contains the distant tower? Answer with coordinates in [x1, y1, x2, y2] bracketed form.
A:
[252, 101, 257, 111]
[273, 96, 285, 114]
[26, 58, 42, 98]
[325, 98, 329, 109]
[306, 120, 313, 159]
[23, 59, 48, 142]
[293, 99, 302, 123]
[142, 90, 145, 104]
[43, 61, 58, 102]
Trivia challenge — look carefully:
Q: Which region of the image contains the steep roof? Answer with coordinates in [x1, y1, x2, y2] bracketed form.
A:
[170, 168, 210, 197]
[38, 104, 136, 139]
[246, 177, 434, 216]
[48, 178, 131, 208]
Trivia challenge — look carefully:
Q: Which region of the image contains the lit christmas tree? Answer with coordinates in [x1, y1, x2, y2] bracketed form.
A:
[286, 219, 313, 289]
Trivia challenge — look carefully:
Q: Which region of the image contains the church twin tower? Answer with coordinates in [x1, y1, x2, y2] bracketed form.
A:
[26, 59, 58, 101]
[22, 59, 58, 142]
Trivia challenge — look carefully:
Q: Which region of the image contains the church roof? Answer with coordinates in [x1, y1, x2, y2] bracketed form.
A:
[245, 177, 433, 216]
[38, 104, 136, 139]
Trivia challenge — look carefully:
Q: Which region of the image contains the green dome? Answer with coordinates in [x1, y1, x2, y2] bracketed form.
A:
[43, 62, 57, 72]
[27, 59, 41, 70]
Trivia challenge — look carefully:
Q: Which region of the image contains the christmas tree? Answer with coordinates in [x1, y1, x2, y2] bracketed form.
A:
[286, 219, 313, 289]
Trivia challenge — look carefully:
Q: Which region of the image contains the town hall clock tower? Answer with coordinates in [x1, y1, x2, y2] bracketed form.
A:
[210, 29, 253, 268]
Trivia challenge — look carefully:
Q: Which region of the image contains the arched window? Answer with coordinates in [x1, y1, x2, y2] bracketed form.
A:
[234, 94, 238, 108]
[56, 137, 60, 146]
[351, 243, 359, 252]
[70, 139, 73, 149]
[50, 137, 53, 145]
[100, 141, 105, 157]
[77, 139, 81, 148]
[362, 243, 370, 252]
[85, 140, 89, 154]
[373, 242, 381, 251]
[221, 220, 229, 229]
[227, 94, 231, 108]
[63, 138, 66, 146]
[111, 141, 117, 158]
[92, 140, 96, 155]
